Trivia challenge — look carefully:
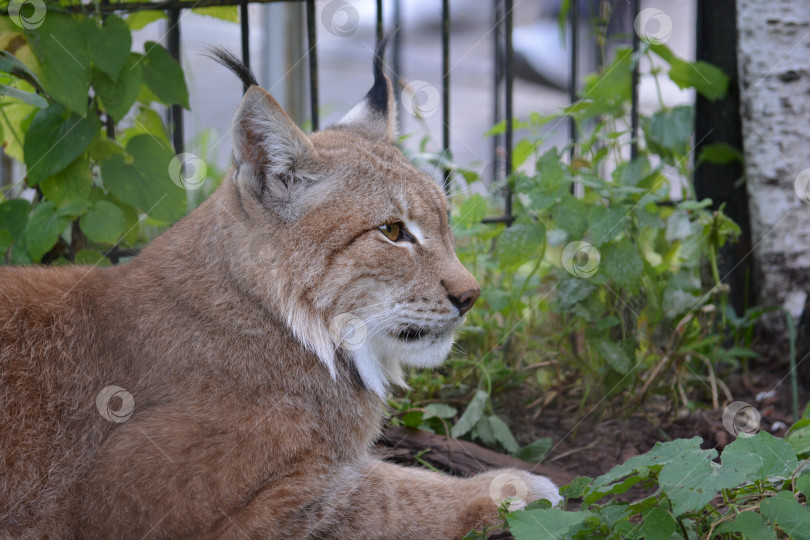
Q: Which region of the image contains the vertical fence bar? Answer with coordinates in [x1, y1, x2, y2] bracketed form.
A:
[630, 0, 640, 159]
[167, 9, 183, 155]
[441, 0, 450, 194]
[392, 0, 402, 122]
[504, 0, 513, 220]
[240, 1, 250, 94]
[567, 0, 578, 163]
[305, 0, 319, 131]
[376, 0, 383, 44]
[492, 0, 503, 186]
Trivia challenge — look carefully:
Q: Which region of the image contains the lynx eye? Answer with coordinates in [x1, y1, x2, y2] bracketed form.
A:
[378, 222, 415, 243]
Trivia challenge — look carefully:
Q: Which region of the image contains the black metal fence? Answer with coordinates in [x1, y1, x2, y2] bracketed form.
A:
[68, 0, 738, 231]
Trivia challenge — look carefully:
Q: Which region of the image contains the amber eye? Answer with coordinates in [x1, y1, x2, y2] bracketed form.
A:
[380, 222, 403, 242]
[379, 221, 416, 243]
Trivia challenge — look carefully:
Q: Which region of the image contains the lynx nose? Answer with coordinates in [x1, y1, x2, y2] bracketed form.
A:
[449, 288, 480, 316]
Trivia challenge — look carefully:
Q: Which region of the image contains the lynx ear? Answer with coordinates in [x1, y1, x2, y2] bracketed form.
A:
[231, 86, 318, 217]
[334, 36, 397, 142]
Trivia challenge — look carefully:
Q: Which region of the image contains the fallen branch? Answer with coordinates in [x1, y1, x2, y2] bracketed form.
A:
[374, 425, 575, 488]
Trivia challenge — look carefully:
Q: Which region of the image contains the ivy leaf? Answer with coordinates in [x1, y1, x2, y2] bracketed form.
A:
[93, 54, 143, 121]
[760, 491, 810, 540]
[25, 12, 91, 113]
[451, 390, 488, 438]
[0, 229, 12, 256]
[497, 222, 545, 268]
[512, 438, 553, 464]
[40, 157, 93, 208]
[716, 512, 777, 540]
[24, 202, 70, 262]
[80, 200, 126, 245]
[24, 104, 100, 186]
[141, 41, 189, 109]
[86, 15, 131, 79]
[101, 134, 187, 223]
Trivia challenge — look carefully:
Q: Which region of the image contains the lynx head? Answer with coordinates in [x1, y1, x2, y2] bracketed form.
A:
[212, 40, 479, 397]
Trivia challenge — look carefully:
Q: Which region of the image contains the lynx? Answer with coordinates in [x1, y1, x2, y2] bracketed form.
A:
[0, 40, 561, 538]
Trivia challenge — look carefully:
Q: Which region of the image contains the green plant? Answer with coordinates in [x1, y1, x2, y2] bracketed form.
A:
[0, 3, 234, 266]
[480, 405, 810, 539]
[396, 35, 757, 450]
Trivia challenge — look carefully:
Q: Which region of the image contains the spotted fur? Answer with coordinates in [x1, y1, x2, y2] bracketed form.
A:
[0, 45, 560, 538]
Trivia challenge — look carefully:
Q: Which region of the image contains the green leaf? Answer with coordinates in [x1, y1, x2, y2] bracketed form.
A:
[423, 403, 457, 419]
[400, 410, 424, 428]
[0, 50, 45, 93]
[697, 142, 743, 167]
[0, 229, 13, 256]
[722, 431, 798, 481]
[23, 104, 100, 186]
[657, 447, 719, 516]
[24, 13, 91, 113]
[666, 209, 699, 242]
[760, 491, 810, 540]
[578, 48, 633, 117]
[559, 476, 592, 499]
[599, 238, 643, 290]
[23, 202, 70, 262]
[512, 438, 553, 464]
[101, 134, 187, 223]
[669, 60, 729, 102]
[590, 437, 702, 491]
[454, 194, 488, 228]
[497, 222, 545, 268]
[644, 105, 694, 160]
[787, 424, 810, 456]
[587, 205, 626, 247]
[594, 339, 633, 374]
[640, 507, 676, 540]
[57, 200, 90, 218]
[716, 512, 777, 540]
[451, 389, 488, 438]
[93, 54, 143, 121]
[488, 415, 520, 453]
[0, 83, 48, 108]
[74, 248, 112, 267]
[513, 139, 537, 168]
[0, 199, 31, 240]
[39, 157, 93, 208]
[141, 41, 189, 109]
[86, 15, 131, 79]
[80, 200, 126, 245]
[126, 11, 167, 31]
[551, 196, 588, 239]
[192, 6, 239, 22]
[507, 509, 593, 540]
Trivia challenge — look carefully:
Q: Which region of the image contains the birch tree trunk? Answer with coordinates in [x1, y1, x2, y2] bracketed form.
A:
[736, 0, 810, 337]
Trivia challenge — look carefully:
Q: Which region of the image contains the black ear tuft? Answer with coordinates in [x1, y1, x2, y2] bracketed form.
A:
[365, 33, 393, 115]
[206, 47, 259, 89]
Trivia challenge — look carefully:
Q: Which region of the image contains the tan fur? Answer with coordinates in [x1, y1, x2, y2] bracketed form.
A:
[0, 59, 560, 538]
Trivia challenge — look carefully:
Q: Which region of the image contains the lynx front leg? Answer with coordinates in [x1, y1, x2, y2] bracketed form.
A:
[222, 458, 561, 540]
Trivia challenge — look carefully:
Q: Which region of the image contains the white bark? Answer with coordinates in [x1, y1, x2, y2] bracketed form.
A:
[736, 0, 810, 332]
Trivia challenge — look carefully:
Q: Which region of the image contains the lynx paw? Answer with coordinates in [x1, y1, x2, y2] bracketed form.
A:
[487, 470, 563, 511]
